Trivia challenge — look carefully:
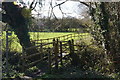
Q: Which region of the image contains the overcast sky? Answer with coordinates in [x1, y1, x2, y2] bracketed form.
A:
[27, 0, 88, 19]
[0, 0, 89, 19]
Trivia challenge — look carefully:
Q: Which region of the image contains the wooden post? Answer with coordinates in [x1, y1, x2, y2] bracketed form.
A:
[40, 43, 43, 59]
[54, 39, 59, 70]
[71, 39, 74, 51]
[68, 40, 74, 54]
[37, 32, 39, 45]
[68, 40, 80, 66]
[53, 38, 55, 50]
[60, 41, 63, 66]
[48, 47, 51, 73]
[68, 40, 73, 63]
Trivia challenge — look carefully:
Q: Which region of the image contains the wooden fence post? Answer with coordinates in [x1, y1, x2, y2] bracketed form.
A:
[71, 39, 74, 51]
[37, 32, 39, 45]
[68, 40, 80, 66]
[48, 47, 51, 73]
[53, 39, 58, 70]
[60, 41, 63, 66]
[55, 39, 59, 70]
[68, 40, 74, 55]
[53, 39, 55, 54]
[40, 43, 43, 59]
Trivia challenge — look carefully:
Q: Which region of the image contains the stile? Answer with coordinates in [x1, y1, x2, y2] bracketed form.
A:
[20, 33, 82, 73]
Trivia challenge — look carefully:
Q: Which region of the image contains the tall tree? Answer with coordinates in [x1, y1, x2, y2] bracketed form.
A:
[85, 2, 120, 71]
[2, 2, 38, 54]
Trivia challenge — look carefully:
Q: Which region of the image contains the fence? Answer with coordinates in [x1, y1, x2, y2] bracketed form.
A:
[32, 33, 88, 45]
[3, 31, 89, 52]
[21, 39, 82, 73]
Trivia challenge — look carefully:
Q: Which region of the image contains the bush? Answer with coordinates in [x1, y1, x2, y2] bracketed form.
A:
[76, 40, 116, 78]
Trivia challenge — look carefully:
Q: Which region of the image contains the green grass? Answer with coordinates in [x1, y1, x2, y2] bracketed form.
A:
[29, 32, 74, 40]
[2, 31, 91, 52]
[2, 32, 82, 52]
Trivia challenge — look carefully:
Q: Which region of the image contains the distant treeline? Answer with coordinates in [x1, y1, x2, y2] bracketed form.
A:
[28, 17, 89, 32]
[28, 28, 87, 33]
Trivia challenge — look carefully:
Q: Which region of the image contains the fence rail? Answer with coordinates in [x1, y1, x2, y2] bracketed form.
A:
[21, 33, 90, 73]
[31, 33, 87, 44]
[21, 38, 85, 73]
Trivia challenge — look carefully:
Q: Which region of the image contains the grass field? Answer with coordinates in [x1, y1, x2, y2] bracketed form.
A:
[2, 31, 91, 52]
[2, 32, 76, 52]
[29, 32, 74, 40]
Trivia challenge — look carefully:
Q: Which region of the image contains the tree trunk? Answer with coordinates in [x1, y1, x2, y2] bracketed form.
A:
[99, 2, 120, 71]
[2, 2, 38, 55]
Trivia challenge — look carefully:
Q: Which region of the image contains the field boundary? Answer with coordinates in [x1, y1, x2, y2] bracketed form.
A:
[22, 39, 84, 73]
[32, 33, 88, 44]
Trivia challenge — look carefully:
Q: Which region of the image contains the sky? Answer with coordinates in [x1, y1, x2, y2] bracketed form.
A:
[0, 0, 89, 19]
[2, 0, 119, 19]
[25, 0, 88, 19]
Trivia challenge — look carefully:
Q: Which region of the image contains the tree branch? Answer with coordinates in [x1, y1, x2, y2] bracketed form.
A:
[49, 0, 58, 20]
[30, 0, 38, 10]
[31, 2, 37, 10]
[79, 1, 96, 21]
[79, 1, 94, 10]
[53, 0, 68, 8]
